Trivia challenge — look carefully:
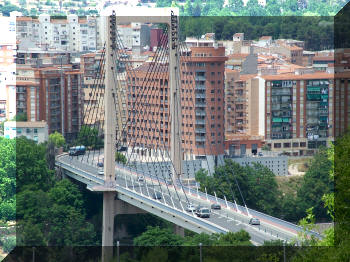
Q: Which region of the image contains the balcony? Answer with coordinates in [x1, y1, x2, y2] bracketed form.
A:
[195, 136, 206, 142]
[271, 90, 291, 96]
[195, 110, 206, 116]
[195, 93, 206, 99]
[195, 102, 206, 108]
[195, 85, 206, 91]
[195, 75, 206, 81]
[195, 119, 205, 125]
[195, 128, 206, 134]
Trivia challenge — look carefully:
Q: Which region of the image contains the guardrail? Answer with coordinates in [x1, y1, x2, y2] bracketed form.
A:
[56, 155, 322, 243]
[56, 156, 230, 235]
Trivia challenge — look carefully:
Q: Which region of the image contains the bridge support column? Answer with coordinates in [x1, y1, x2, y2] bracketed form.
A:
[173, 224, 185, 237]
[102, 192, 115, 262]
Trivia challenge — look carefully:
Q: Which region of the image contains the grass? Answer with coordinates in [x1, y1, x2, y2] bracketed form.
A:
[288, 157, 311, 173]
[276, 176, 304, 196]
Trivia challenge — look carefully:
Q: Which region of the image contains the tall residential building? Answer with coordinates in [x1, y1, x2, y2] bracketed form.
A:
[80, 50, 128, 143]
[16, 14, 99, 52]
[15, 50, 83, 140]
[334, 72, 350, 137]
[263, 72, 334, 156]
[126, 38, 227, 168]
[117, 23, 150, 53]
[225, 72, 265, 136]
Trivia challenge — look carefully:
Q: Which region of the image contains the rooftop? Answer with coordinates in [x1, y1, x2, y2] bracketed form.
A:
[5, 121, 48, 128]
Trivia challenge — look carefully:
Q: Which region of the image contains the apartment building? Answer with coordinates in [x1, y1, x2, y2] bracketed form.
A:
[225, 73, 265, 136]
[4, 121, 48, 143]
[334, 71, 350, 137]
[117, 23, 150, 53]
[16, 14, 98, 52]
[263, 72, 334, 156]
[15, 50, 83, 140]
[126, 39, 227, 168]
[80, 50, 129, 143]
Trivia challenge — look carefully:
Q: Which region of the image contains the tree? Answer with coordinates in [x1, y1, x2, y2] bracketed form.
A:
[16, 137, 54, 191]
[0, 137, 16, 221]
[76, 125, 103, 149]
[228, 0, 244, 12]
[197, 160, 282, 217]
[261, 144, 271, 151]
[49, 131, 65, 148]
[134, 226, 184, 246]
[115, 152, 127, 165]
[296, 147, 333, 221]
[12, 113, 27, 122]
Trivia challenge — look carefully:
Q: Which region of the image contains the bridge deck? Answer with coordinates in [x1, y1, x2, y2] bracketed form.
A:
[56, 153, 322, 245]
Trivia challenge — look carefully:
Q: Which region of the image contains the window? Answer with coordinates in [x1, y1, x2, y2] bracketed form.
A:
[34, 128, 38, 134]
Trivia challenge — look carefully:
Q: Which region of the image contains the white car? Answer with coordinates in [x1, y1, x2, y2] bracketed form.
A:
[98, 168, 104, 176]
[137, 176, 145, 182]
[185, 204, 196, 212]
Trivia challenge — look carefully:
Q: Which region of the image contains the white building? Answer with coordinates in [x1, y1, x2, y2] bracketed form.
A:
[16, 14, 99, 52]
[4, 121, 49, 143]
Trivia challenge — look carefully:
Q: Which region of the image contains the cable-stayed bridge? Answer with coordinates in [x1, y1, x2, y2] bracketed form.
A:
[55, 8, 322, 261]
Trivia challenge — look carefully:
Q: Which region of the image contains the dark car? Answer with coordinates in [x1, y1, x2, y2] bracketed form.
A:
[152, 191, 162, 200]
[211, 203, 221, 210]
[195, 205, 204, 213]
[249, 218, 260, 225]
[97, 161, 104, 168]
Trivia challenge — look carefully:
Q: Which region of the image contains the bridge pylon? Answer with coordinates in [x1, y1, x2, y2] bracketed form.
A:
[102, 12, 117, 262]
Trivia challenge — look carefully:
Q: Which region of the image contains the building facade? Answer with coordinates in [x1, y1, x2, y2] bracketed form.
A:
[4, 121, 49, 143]
[16, 14, 98, 52]
[126, 42, 227, 169]
[263, 73, 334, 156]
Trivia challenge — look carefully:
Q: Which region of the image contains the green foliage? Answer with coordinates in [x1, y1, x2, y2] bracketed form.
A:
[134, 226, 184, 246]
[12, 113, 27, 122]
[14, 137, 97, 247]
[0, 199, 15, 221]
[135, 226, 252, 247]
[115, 152, 127, 164]
[179, 16, 333, 51]
[0, 137, 16, 221]
[156, 0, 345, 16]
[76, 125, 103, 149]
[197, 159, 282, 217]
[0, 235, 16, 253]
[16, 137, 54, 191]
[49, 131, 65, 148]
[0, 2, 25, 16]
[296, 147, 333, 221]
[17, 179, 97, 247]
[261, 144, 271, 151]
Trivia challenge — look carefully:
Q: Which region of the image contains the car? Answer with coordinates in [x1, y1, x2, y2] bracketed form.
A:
[98, 168, 104, 176]
[137, 176, 145, 182]
[249, 218, 260, 225]
[211, 203, 221, 210]
[195, 205, 204, 214]
[196, 208, 210, 218]
[97, 161, 104, 168]
[185, 204, 196, 212]
[258, 152, 263, 157]
[152, 191, 162, 200]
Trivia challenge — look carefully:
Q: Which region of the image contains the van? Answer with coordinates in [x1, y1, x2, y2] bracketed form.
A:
[196, 208, 210, 218]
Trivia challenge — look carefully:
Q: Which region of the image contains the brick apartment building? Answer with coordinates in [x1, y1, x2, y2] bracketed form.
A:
[126, 40, 227, 167]
[15, 50, 83, 140]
